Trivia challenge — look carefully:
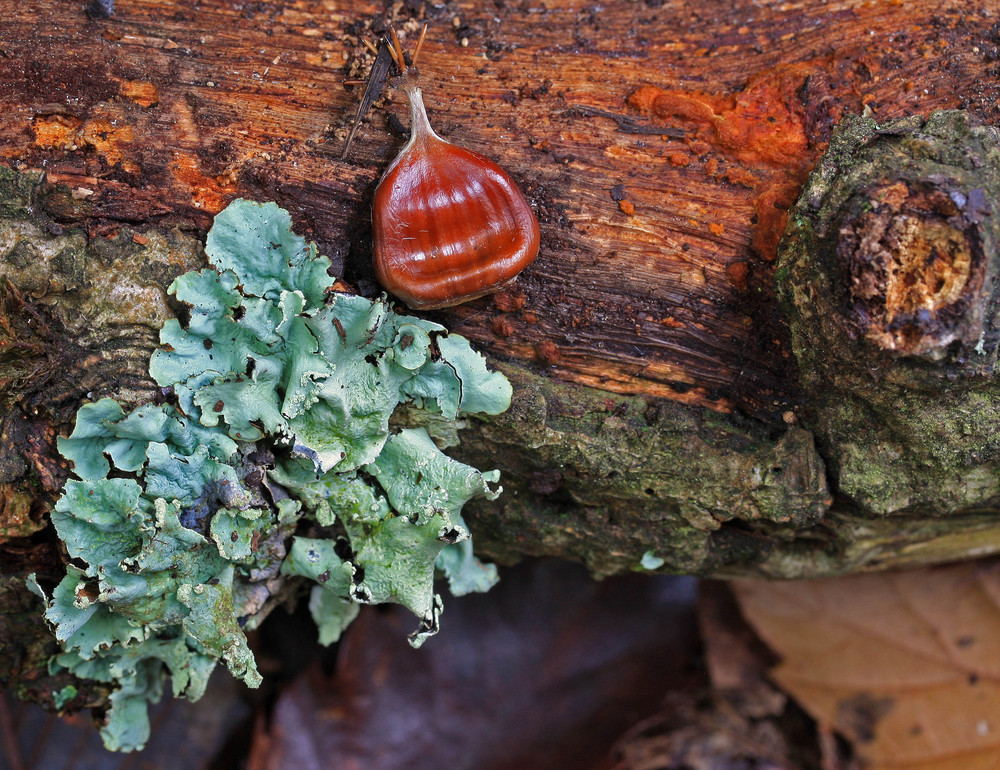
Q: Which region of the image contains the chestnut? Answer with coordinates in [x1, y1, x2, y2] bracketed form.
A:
[368, 28, 540, 310]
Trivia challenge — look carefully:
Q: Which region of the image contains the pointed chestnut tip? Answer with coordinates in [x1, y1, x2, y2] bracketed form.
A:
[367, 30, 540, 310]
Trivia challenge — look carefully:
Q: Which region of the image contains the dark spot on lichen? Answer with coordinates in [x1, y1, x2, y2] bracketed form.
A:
[438, 528, 463, 544]
[333, 317, 347, 346]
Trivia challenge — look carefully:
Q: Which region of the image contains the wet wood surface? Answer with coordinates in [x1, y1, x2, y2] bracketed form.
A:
[3, 0, 997, 423]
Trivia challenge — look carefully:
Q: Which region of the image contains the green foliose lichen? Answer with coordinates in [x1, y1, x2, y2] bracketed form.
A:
[33, 200, 509, 752]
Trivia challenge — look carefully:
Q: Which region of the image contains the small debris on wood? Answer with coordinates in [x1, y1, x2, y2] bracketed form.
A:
[492, 289, 526, 312]
[535, 339, 561, 365]
[726, 261, 749, 290]
[490, 315, 514, 337]
[118, 80, 160, 109]
[85, 0, 114, 19]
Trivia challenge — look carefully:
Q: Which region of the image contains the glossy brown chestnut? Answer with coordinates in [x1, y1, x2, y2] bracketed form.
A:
[373, 81, 540, 310]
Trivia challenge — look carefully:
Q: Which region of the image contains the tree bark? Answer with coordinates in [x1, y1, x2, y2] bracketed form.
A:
[3, 1, 1000, 691]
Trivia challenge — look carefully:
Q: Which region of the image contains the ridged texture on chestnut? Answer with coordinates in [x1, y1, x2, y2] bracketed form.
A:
[373, 85, 540, 310]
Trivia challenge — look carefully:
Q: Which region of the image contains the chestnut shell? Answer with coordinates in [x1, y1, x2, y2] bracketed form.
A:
[373, 86, 540, 310]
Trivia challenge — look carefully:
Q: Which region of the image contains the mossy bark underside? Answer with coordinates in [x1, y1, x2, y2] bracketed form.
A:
[4, 0, 1000, 704]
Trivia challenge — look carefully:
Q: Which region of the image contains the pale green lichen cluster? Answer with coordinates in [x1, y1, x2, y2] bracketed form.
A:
[31, 200, 510, 752]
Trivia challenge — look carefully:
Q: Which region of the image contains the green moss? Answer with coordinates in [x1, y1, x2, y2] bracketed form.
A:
[776, 110, 1000, 515]
[35, 200, 509, 752]
[0, 166, 42, 219]
[452, 365, 832, 577]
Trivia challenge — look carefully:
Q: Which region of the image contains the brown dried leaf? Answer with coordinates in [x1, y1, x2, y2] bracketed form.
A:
[733, 562, 1000, 769]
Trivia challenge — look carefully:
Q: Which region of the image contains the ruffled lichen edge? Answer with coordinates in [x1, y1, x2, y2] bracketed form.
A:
[31, 199, 509, 752]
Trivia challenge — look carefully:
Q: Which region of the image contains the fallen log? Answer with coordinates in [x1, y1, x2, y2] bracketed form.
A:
[3, 0, 1000, 706]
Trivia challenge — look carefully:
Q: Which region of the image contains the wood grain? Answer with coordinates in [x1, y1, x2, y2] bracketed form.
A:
[3, 0, 996, 422]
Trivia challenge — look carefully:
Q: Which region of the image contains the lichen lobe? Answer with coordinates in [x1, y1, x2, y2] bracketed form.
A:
[38, 199, 510, 752]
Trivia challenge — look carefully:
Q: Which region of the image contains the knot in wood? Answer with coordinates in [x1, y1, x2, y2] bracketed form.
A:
[778, 110, 1000, 385]
[776, 111, 1000, 518]
[837, 180, 984, 357]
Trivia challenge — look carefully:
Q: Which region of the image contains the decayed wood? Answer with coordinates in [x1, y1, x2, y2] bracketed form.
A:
[5, 0, 1000, 709]
[1, 0, 995, 417]
[3, 2, 1000, 582]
